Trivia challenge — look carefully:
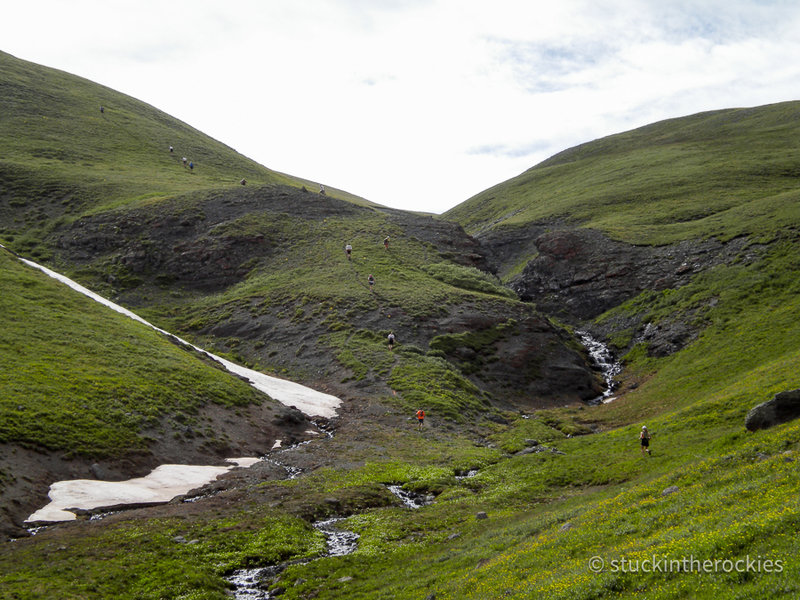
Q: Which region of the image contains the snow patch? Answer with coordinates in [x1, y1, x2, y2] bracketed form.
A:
[15, 256, 341, 418]
[26, 463, 237, 523]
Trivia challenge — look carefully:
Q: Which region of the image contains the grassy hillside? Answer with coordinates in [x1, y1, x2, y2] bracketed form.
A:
[0, 248, 268, 458]
[2, 51, 799, 600]
[0, 50, 372, 259]
[0, 50, 585, 417]
[446, 101, 800, 247]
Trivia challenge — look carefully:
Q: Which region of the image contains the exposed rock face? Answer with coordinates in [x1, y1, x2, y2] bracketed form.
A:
[745, 390, 800, 431]
[47, 185, 600, 410]
[424, 308, 603, 408]
[56, 186, 492, 293]
[502, 225, 750, 323]
[469, 220, 766, 360]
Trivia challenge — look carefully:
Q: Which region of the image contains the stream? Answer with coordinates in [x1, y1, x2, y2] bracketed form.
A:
[577, 331, 622, 404]
[226, 470, 434, 597]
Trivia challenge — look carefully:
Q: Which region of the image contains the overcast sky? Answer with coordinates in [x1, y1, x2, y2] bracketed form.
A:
[3, 0, 800, 213]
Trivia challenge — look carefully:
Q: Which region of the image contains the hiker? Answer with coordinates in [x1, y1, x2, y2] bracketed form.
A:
[383, 236, 390, 250]
[240, 178, 247, 186]
[416, 409, 425, 431]
[368, 274, 375, 291]
[387, 332, 395, 350]
[182, 156, 188, 167]
[319, 184, 326, 195]
[345, 243, 352, 260]
[640, 425, 651, 455]
[169, 145, 174, 153]
[100, 106, 104, 114]
[189, 161, 194, 171]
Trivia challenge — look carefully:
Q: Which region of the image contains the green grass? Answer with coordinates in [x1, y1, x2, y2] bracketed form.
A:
[0, 250, 265, 457]
[446, 101, 800, 251]
[0, 509, 323, 600]
[4, 50, 800, 600]
[0, 50, 370, 242]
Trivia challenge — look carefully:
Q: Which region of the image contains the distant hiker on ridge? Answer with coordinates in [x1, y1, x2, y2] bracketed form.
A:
[388, 332, 396, 350]
[416, 409, 425, 431]
[345, 243, 352, 261]
[319, 184, 326, 195]
[640, 425, 651, 456]
[240, 178, 247, 186]
[368, 274, 375, 291]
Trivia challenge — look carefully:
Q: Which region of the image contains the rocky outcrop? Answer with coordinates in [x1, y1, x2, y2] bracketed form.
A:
[468, 220, 767, 359]
[501, 225, 751, 323]
[47, 185, 602, 411]
[745, 390, 800, 431]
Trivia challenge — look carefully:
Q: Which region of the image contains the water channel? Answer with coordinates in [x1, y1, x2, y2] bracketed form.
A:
[226, 473, 436, 597]
[577, 330, 622, 403]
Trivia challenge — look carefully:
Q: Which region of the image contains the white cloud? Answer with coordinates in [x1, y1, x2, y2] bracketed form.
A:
[3, 0, 800, 212]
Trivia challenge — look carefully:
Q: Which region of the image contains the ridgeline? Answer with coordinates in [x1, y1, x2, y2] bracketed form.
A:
[1, 50, 799, 599]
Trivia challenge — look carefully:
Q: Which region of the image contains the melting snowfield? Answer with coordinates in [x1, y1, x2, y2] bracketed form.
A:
[16, 255, 342, 418]
[26, 463, 241, 523]
[5, 249, 343, 523]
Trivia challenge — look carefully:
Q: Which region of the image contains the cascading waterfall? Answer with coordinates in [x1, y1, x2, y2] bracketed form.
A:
[577, 331, 622, 404]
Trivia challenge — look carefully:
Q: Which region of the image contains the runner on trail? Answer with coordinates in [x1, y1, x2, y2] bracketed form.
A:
[640, 425, 651, 455]
[368, 274, 375, 291]
[416, 409, 425, 431]
[345, 244, 352, 260]
[384, 236, 390, 250]
[387, 332, 395, 350]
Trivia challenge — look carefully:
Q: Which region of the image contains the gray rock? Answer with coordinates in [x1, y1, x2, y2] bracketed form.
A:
[90, 463, 108, 479]
[745, 390, 800, 431]
[560, 522, 574, 531]
[476, 511, 488, 520]
[661, 486, 679, 496]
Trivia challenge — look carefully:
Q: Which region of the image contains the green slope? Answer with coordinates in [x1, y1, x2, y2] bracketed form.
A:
[0, 49, 372, 256]
[445, 101, 800, 246]
[2, 53, 800, 600]
[0, 247, 266, 457]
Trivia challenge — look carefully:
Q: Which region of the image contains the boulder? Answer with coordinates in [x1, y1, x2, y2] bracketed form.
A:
[516, 447, 539, 456]
[745, 389, 800, 431]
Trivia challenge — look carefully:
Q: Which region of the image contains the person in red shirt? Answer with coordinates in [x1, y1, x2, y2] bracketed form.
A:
[416, 409, 425, 431]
